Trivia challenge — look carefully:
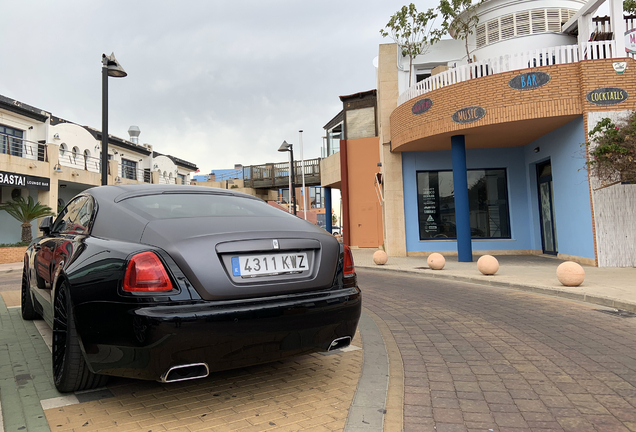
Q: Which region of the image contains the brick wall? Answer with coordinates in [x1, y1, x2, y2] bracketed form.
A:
[390, 58, 636, 151]
[0, 247, 27, 264]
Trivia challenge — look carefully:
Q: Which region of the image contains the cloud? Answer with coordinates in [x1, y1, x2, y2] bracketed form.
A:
[0, 0, 438, 174]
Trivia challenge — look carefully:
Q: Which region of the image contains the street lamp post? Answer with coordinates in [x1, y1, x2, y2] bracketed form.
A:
[299, 130, 307, 220]
[101, 53, 127, 186]
[278, 140, 296, 216]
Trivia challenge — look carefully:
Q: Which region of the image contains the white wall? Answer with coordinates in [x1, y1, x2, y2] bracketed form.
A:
[153, 155, 178, 184]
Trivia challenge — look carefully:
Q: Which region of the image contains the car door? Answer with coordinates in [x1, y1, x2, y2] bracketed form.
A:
[32, 196, 93, 306]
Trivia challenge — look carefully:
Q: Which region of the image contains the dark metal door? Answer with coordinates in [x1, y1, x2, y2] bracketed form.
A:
[536, 161, 557, 255]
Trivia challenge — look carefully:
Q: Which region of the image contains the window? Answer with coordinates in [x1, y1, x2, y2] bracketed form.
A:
[309, 187, 323, 208]
[122, 158, 137, 180]
[476, 9, 577, 49]
[52, 196, 94, 235]
[313, 187, 323, 208]
[122, 194, 294, 220]
[416, 169, 511, 240]
[416, 72, 431, 83]
[177, 174, 186, 185]
[0, 124, 24, 157]
[72, 146, 80, 165]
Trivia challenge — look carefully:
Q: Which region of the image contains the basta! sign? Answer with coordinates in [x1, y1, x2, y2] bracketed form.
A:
[586, 87, 629, 105]
[0, 170, 50, 190]
[508, 71, 551, 90]
[452, 106, 486, 124]
[412, 98, 433, 115]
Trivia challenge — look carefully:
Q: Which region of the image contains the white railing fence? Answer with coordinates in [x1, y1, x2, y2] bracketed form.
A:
[398, 41, 618, 106]
[58, 152, 101, 173]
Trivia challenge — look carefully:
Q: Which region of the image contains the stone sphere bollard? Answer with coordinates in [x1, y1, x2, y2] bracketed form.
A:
[477, 255, 499, 275]
[556, 261, 585, 286]
[427, 253, 445, 270]
[373, 250, 388, 265]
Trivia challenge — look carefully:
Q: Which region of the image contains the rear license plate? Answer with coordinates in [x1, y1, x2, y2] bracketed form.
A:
[231, 253, 309, 277]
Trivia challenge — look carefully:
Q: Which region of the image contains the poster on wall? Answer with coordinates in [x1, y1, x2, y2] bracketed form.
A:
[417, 172, 441, 238]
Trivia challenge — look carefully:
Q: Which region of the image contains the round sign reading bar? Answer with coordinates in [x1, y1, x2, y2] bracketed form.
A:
[586, 87, 629, 105]
[412, 98, 433, 115]
[508, 71, 551, 90]
[452, 106, 486, 124]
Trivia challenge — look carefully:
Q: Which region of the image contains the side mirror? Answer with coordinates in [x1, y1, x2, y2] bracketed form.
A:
[39, 216, 54, 236]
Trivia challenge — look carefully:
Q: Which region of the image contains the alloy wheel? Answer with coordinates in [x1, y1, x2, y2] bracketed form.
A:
[52, 286, 68, 381]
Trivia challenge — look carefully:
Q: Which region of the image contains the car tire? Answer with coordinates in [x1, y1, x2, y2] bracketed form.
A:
[21, 264, 40, 320]
[52, 282, 108, 392]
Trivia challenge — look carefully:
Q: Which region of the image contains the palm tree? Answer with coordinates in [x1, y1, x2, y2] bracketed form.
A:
[0, 196, 55, 243]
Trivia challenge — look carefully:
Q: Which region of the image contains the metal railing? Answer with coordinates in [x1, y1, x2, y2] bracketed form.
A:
[58, 152, 101, 173]
[0, 132, 47, 161]
[209, 169, 242, 181]
[157, 173, 184, 185]
[119, 165, 151, 183]
[243, 158, 321, 189]
[398, 41, 618, 106]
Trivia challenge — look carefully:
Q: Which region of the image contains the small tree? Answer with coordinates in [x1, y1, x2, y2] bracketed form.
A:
[0, 196, 55, 243]
[380, 3, 444, 85]
[585, 113, 636, 185]
[438, 0, 485, 63]
[625, 0, 636, 13]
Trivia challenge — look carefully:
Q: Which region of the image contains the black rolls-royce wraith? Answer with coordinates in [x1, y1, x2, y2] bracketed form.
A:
[22, 185, 361, 392]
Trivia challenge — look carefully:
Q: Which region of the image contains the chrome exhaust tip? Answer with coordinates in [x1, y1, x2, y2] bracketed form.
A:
[328, 336, 352, 351]
[159, 363, 209, 383]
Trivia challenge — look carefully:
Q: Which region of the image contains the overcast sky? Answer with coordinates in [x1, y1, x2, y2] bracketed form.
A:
[0, 0, 439, 174]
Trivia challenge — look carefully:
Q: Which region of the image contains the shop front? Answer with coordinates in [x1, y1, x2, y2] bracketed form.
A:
[0, 170, 51, 244]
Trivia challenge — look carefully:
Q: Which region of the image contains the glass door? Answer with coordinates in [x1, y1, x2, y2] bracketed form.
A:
[536, 161, 557, 254]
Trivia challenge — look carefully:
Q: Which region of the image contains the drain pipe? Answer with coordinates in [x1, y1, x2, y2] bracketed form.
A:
[340, 139, 350, 246]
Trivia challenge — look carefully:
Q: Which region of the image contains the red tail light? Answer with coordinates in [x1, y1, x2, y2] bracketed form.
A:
[343, 245, 355, 276]
[123, 252, 173, 292]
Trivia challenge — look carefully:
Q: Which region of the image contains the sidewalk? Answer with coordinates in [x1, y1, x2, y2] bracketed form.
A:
[351, 249, 636, 313]
[4, 254, 636, 312]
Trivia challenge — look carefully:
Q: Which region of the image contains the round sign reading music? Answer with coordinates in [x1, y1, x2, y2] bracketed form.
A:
[452, 106, 486, 124]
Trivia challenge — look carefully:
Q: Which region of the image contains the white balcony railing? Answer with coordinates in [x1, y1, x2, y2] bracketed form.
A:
[397, 41, 618, 106]
[58, 152, 101, 173]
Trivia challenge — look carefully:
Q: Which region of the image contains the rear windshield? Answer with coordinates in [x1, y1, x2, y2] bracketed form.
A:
[121, 194, 291, 220]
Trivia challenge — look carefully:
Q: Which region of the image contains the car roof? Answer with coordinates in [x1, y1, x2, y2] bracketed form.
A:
[85, 184, 262, 204]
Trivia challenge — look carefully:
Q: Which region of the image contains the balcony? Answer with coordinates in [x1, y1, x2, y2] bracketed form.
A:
[243, 158, 322, 189]
[1, 133, 46, 161]
[398, 40, 620, 107]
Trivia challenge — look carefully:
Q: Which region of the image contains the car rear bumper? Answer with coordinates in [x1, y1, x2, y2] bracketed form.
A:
[76, 287, 361, 381]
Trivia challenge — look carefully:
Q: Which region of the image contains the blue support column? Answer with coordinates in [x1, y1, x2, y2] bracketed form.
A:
[451, 135, 473, 262]
[324, 186, 332, 234]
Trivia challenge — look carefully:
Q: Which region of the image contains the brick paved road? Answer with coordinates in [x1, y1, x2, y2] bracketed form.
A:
[0, 283, 364, 432]
[359, 269, 636, 432]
